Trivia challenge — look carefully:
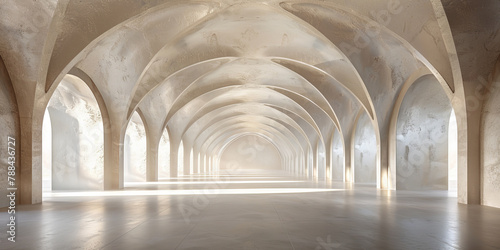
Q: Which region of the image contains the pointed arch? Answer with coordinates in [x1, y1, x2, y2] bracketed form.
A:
[124, 110, 147, 182]
[45, 74, 105, 190]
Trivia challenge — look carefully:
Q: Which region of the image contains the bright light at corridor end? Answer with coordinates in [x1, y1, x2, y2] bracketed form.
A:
[44, 188, 343, 198]
[124, 180, 304, 185]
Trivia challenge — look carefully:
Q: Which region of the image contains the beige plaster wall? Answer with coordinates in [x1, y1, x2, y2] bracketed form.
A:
[481, 60, 500, 208]
[220, 135, 281, 171]
[396, 75, 451, 190]
[46, 75, 104, 190]
[0, 58, 19, 207]
[354, 112, 377, 184]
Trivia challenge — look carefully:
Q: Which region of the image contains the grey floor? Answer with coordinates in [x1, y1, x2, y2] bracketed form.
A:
[2, 169, 500, 250]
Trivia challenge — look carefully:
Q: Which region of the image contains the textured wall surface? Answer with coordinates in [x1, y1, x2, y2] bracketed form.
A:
[354, 112, 377, 184]
[332, 131, 344, 181]
[220, 135, 281, 170]
[481, 65, 500, 208]
[124, 112, 146, 182]
[396, 76, 451, 190]
[47, 76, 104, 190]
[0, 59, 18, 207]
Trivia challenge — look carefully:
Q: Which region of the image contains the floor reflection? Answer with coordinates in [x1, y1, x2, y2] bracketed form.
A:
[2, 169, 499, 249]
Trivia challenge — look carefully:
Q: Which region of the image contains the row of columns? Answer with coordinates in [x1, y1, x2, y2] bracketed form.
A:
[142, 129, 338, 182]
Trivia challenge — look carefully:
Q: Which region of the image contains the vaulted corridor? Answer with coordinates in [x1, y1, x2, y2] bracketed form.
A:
[1, 0, 500, 249]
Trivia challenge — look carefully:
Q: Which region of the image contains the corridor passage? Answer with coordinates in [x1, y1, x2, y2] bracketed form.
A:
[2, 169, 500, 250]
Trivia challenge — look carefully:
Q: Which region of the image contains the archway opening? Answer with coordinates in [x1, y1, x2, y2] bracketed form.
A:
[219, 134, 281, 173]
[178, 140, 184, 176]
[124, 111, 147, 182]
[317, 142, 326, 181]
[396, 75, 453, 191]
[190, 149, 194, 175]
[42, 109, 52, 192]
[158, 128, 170, 179]
[353, 111, 377, 185]
[204, 155, 207, 173]
[448, 109, 458, 195]
[42, 74, 104, 191]
[197, 153, 201, 174]
[331, 129, 345, 181]
[307, 147, 313, 179]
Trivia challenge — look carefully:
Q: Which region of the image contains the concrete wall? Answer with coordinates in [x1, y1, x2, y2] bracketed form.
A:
[47, 75, 104, 190]
[481, 61, 500, 208]
[124, 112, 147, 182]
[353, 112, 377, 184]
[331, 130, 344, 181]
[0, 57, 19, 207]
[220, 135, 281, 170]
[396, 76, 451, 190]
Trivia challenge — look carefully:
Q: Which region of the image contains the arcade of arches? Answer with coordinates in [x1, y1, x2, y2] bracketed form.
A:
[1, 0, 500, 249]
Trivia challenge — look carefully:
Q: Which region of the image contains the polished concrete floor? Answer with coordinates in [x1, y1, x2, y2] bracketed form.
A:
[2, 169, 500, 250]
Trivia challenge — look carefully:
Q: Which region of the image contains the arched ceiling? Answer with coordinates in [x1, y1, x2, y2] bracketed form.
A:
[0, 0, 460, 167]
[182, 103, 314, 151]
